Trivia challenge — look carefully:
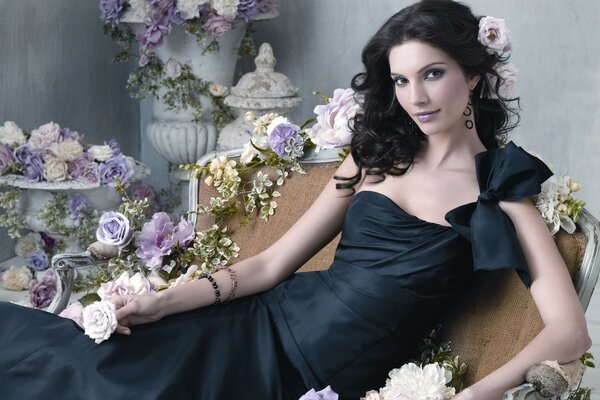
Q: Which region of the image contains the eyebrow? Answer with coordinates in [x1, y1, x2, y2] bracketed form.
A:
[390, 62, 447, 77]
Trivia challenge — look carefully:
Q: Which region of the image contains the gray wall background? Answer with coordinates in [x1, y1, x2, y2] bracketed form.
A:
[0, 0, 139, 260]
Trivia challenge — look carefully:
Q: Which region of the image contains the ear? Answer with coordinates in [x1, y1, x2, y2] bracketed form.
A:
[468, 74, 481, 91]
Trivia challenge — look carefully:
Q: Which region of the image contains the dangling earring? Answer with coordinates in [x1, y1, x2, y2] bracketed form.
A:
[463, 91, 474, 130]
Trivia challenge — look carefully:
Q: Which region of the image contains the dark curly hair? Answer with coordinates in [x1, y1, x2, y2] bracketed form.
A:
[336, 0, 520, 191]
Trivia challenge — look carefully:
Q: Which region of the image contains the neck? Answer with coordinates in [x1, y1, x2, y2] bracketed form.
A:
[416, 127, 487, 171]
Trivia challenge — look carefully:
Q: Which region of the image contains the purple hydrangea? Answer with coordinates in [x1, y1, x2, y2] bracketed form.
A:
[135, 212, 176, 271]
[29, 270, 57, 309]
[237, 0, 258, 22]
[13, 145, 34, 164]
[26, 251, 49, 271]
[96, 211, 133, 248]
[98, 154, 134, 186]
[69, 193, 89, 218]
[269, 123, 304, 158]
[24, 153, 44, 182]
[0, 143, 15, 174]
[137, 15, 171, 51]
[99, 0, 125, 27]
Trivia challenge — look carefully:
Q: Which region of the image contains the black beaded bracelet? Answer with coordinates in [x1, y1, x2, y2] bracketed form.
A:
[200, 273, 221, 305]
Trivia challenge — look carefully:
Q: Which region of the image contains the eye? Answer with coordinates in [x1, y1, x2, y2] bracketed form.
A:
[425, 69, 445, 80]
[392, 76, 408, 87]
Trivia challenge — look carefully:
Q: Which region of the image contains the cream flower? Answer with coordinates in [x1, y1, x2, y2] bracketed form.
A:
[210, 0, 240, 18]
[129, 0, 154, 22]
[478, 16, 511, 54]
[51, 139, 84, 162]
[379, 363, 455, 400]
[82, 300, 118, 344]
[252, 112, 279, 135]
[168, 264, 199, 288]
[209, 83, 228, 97]
[14, 232, 43, 258]
[177, 0, 209, 19]
[0, 121, 26, 146]
[1, 266, 33, 291]
[88, 145, 114, 162]
[566, 178, 581, 193]
[240, 140, 260, 164]
[43, 158, 68, 182]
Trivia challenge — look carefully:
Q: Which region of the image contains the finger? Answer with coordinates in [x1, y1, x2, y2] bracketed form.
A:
[115, 301, 138, 321]
[115, 324, 131, 335]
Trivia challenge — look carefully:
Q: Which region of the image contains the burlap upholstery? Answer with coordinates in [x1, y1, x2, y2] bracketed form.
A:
[194, 161, 587, 386]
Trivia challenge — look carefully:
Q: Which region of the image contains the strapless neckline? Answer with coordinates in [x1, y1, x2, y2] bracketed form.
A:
[354, 190, 455, 229]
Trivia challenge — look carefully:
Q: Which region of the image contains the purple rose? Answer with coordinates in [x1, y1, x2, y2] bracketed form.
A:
[256, 0, 276, 13]
[172, 217, 195, 248]
[77, 162, 101, 185]
[26, 251, 49, 271]
[13, 145, 34, 164]
[40, 231, 57, 250]
[69, 193, 89, 218]
[203, 13, 233, 37]
[24, 153, 44, 182]
[237, 0, 258, 22]
[269, 123, 304, 157]
[137, 15, 171, 51]
[67, 157, 88, 178]
[98, 154, 134, 186]
[135, 212, 176, 271]
[100, 0, 125, 27]
[127, 183, 157, 201]
[59, 127, 81, 142]
[0, 143, 15, 174]
[29, 270, 57, 309]
[96, 211, 133, 248]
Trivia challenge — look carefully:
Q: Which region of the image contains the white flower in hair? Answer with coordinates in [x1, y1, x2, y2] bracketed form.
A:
[478, 16, 512, 54]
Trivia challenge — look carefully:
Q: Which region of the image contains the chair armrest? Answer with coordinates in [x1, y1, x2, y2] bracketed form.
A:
[46, 251, 104, 315]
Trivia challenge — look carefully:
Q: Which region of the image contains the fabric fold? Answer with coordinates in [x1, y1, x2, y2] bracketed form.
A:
[445, 141, 553, 287]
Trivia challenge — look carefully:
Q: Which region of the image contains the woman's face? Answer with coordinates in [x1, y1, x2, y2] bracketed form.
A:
[388, 40, 479, 136]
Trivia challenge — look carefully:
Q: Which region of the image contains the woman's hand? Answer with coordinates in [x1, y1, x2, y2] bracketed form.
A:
[452, 387, 475, 400]
[112, 293, 164, 335]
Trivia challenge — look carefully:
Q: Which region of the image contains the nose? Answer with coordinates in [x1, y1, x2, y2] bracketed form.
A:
[409, 82, 429, 106]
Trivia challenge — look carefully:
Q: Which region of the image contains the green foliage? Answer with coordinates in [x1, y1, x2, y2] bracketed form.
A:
[0, 188, 26, 238]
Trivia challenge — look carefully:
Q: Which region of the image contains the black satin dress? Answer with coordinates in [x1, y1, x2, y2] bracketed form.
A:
[0, 142, 552, 399]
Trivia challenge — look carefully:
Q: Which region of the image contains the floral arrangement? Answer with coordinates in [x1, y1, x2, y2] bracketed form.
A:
[534, 175, 585, 236]
[99, 0, 277, 125]
[0, 121, 137, 186]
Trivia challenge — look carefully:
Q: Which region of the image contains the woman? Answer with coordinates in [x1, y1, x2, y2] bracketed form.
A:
[0, 1, 591, 399]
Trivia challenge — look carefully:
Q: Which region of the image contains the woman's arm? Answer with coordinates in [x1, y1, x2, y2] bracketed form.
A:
[457, 198, 592, 400]
[113, 154, 359, 330]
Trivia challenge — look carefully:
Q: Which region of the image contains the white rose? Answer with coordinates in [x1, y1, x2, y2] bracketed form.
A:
[51, 139, 83, 162]
[210, 0, 240, 18]
[14, 232, 43, 258]
[208, 83, 228, 97]
[88, 145, 114, 162]
[164, 58, 183, 79]
[0, 121, 26, 146]
[1, 266, 33, 291]
[240, 140, 260, 164]
[59, 301, 84, 328]
[97, 271, 152, 301]
[43, 158, 68, 182]
[129, 0, 154, 22]
[177, 0, 208, 19]
[379, 363, 455, 400]
[82, 301, 118, 344]
[28, 122, 61, 150]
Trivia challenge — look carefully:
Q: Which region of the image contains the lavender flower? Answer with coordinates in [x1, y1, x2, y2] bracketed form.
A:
[96, 211, 133, 248]
[69, 193, 89, 218]
[24, 153, 44, 182]
[78, 162, 101, 185]
[237, 0, 257, 22]
[13, 144, 34, 164]
[106, 138, 121, 155]
[28, 122, 61, 151]
[100, 0, 125, 27]
[269, 123, 304, 158]
[203, 13, 233, 37]
[40, 231, 56, 251]
[135, 212, 176, 271]
[172, 217, 195, 247]
[128, 183, 157, 202]
[138, 54, 151, 67]
[59, 127, 81, 142]
[26, 251, 49, 271]
[98, 154, 134, 186]
[0, 143, 15, 174]
[29, 270, 57, 309]
[138, 15, 171, 51]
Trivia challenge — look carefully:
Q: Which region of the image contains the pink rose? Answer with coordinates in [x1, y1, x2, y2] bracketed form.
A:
[28, 122, 61, 150]
[97, 271, 153, 302]
[478, 16, 511, 54]
[83, 300, 118, 344]
[59, 301, 84, 328]
[29, 270, 57, 309]
[488, 62, 518, 98]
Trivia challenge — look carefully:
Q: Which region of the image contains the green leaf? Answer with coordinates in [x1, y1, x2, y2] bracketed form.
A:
[78, 293, 102, 307]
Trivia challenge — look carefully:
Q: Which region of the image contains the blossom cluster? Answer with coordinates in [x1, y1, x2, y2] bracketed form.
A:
[535, 175, 585, 235]
[100, 0, 276, 52]
[477, 16, 518, 98]
[0, 121, 135, 186]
